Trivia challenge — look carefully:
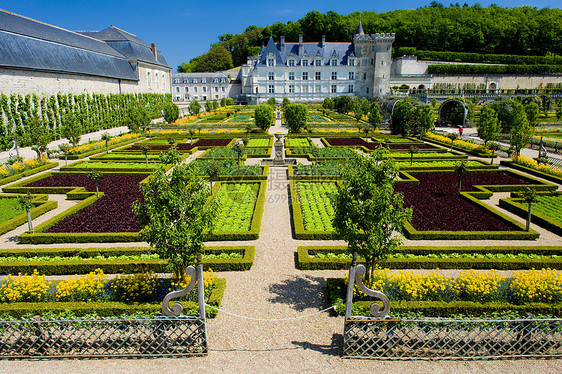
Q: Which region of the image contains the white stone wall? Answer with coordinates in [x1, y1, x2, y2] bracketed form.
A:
[136, 63, 172, 95]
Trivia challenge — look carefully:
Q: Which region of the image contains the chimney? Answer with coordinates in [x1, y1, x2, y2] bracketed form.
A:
[151, 43, 157, 59]
[280, 36, 285, 52]
[298, 34, 303, 56]
[321, 35, 326, 48]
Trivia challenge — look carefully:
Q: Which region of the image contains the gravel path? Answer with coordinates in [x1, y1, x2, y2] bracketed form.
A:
[1, 119, 562, 371]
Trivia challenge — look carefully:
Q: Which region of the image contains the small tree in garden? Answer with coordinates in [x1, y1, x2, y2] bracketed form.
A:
[159, 146, 182, 165]
[232, 142, 245, 166]
[87, 170, 102, 198]
[431, 98, 438, 109]
[510, 103, 533, 156]
[205, 100, 213, 113]
[220, 98, 226, 107]
[58, 143, 70, 166]
[189, 100, 201, 116]
[282, 97, 290, 108]
[368, 104, 383, 131]
[133, 165, 218, 276]
[322, 97, 334, 110]
[62, 112, 82, 147]
[254, 104, 274, 132]
[163, 102, 180, 124]
[447, 132, 458, 151]
[140, 145, 150, 167]
[477, 105, 500, 147]
[488, 142, 500, 164]
[409, 146, 419, 165]
[206, 161, 220, 195]
[521, 187, 538, 231]
[333, 149, 412, 283]
[455, 161, 468, 194]
[524, 102, 540, 127]
[188, 128, 196, 143]
[267, 97, 276, 107]
[212, 100, 219, 110]
[285, 104, 308, 132]
[196, 125, 203, 137]
[101, 132, 111, 154]
[124, 105, 150, 142]
[18, 192, 34, 233]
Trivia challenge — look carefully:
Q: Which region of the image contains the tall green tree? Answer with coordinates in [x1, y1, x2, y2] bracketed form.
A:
[124, 105, 150, 142]
[477, 105, 500, 147]
[254, 104, 274, 132]
[163, 102, 180, 123]
[284, 104, 308, 132]
[189, 100, 201, 116]
[368, 104, 383, 130]
[333, 149, 412, 283]
[510, 102, 533, 156]
[61, 112, 82, 147]
[524, 102, 540, 127]
[194, 45, 233, 72]
[133, 165, 218, 276]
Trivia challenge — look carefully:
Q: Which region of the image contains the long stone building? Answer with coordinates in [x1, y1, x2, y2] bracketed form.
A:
[0, 9, 171, 96]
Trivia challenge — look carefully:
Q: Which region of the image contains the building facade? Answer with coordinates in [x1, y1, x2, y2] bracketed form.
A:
[239, 22, 395, 104]
[0, 9, 171, 96]
[171, 71, 241, 103]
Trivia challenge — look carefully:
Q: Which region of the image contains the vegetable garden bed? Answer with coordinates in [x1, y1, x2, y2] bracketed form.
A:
[499, 192, 562, 236]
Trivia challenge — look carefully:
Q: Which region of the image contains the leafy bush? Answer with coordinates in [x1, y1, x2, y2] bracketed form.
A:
[428, 64, 562, 75]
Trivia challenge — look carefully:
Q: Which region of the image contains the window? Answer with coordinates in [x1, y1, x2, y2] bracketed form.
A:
[366, 87, 369, 94]
[268, 72, 274, 81]
[147, 72, 151, 88]
[213, 78, 218, 83]
[331, 84, 337, 93]
[348, 85, 354, 93]
[222, 87, 226, 92]
[315, 85, 321, 93]
[175, 87, 180, 93]
[315, 72, 321, 80]
[349, 72, 355, 80]
[349, 59, 355, 66]
[302, 72, 308, 80]
[331, 72, 337, 80]
[289, 72, 295, 81]
[268, 85, 275, 93]
[267, 58, 274, 67]
[302, 85, 309, 93]
[288, 59, 295, 67]
[370, 58, 374, 65]
[183, 79, 188, 84]
[214, 87, 218, 92]
[193, 79, 198, 84]
[185, 87, 188, 92]
[185, 94, 189, 100]
[202, 79, 206, 83]
[315, 59, 322, 67]
[288, 85, 295, 93]
[194, 87, 198, 92]
[331, 59, 337, 67]
[363, 73, 367, 80]
[215, 94, 219, 99]
[302, 59, 309, 67]
[203, 87, 207, 92]
[173, 79, 179, 84]
[381, 60, 384, 66]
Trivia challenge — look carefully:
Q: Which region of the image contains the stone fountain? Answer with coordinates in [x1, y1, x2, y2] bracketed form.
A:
[262, 133, 296, 166]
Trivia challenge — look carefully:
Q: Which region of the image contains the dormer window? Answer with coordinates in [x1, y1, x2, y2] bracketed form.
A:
[193, 79, 198, 84]
[267, 58, 275, 67]
[349, 58, 355, 67]
[315, 59, 322, 67]
[331, 59, 338, 67]
[302, 59, 309, 67]
[288, 59, 295, 67]
[202, 78, 206, 83]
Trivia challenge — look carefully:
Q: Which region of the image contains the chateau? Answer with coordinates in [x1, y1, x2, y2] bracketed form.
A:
[0, 9, 171, 96]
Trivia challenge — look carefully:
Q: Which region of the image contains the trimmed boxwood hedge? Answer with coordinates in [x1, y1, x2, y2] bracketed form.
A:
[0, 162, 58, 186]
[0, 194, 57, 236]
[500, 160, 562, 185]
[0, 278, 226, 318]
[327, 278, 562, 317]
[421, 136, 493, 158]
[298, 246, 562, 270]
[0, 246, 255, 275]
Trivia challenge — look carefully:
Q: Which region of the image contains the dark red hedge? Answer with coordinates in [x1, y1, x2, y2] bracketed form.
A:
[393, 171, 531, 231]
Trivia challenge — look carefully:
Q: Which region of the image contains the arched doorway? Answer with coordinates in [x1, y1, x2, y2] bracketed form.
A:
[438, 99, 467, 127]
[379, 99, 400, 124]
[488, 82, 497, 91]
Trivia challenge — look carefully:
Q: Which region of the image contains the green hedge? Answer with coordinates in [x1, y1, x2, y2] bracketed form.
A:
[500, 160, 562, 185]
[0, 246, 254, 275]
[421, 136, 492, 158]
[298, 246, 562, 270]
[59, 161, 162, 173]
[200, 166, 269, 181]
[0, 194, 57, 236]
[0, 278, 226, 318]
[428, 64, 562, 75]
[395, 47, 562, 66]
[0, 162, 58, 187]
[327, 278, 562, 317]
[499, 194, 562, 236]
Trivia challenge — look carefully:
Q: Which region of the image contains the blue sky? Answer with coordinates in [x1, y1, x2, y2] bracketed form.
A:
[2, 0, 558, 71]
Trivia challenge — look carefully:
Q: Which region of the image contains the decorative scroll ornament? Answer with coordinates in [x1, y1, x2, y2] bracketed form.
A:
[162, 266, 197, 316]
[354, 264, 391, 318]
[8, 140, 16, 159]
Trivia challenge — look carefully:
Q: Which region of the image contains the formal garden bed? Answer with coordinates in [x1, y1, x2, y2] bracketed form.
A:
[499, 191, 562, 236]
[0, 246, 255, 274]
[0, 194, 57, 236]
[0, 159, 58, 186]
[190, 160, 268, 180]
[297, 246, 562, 270]
[60, 161, 163, 172]
[323, 137, 441, 151]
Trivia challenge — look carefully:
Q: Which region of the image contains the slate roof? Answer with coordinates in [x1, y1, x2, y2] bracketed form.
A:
[256, 37, 355, 67]
[0, 9, 169, 81]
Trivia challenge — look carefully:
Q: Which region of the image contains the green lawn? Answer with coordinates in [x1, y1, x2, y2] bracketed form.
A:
[0, 198, 26, 224]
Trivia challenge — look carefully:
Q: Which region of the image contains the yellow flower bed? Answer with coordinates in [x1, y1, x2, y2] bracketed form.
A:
[0, 270, 49, 302]
[426, 132, 492, 156]
[512, 155, 562, 177]
[55, 269, 107, 302]
[352, 268, 562, 304]
[67, 133, 137, 155]
[0, 156, 49, 178]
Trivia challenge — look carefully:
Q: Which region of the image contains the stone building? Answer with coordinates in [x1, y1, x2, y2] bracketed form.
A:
[171, 71, 241, 103]
[0, 9, 171, 96]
